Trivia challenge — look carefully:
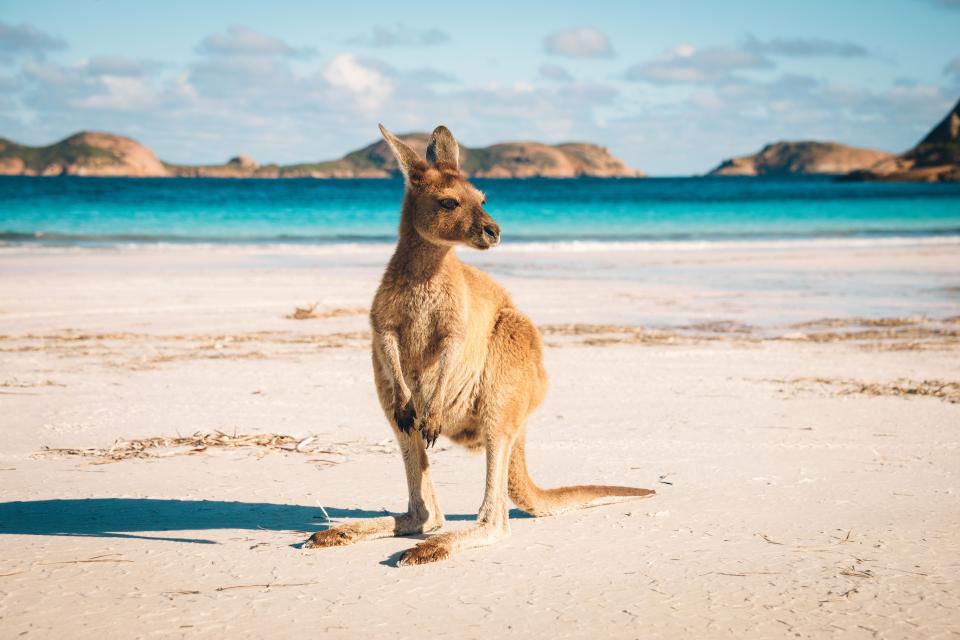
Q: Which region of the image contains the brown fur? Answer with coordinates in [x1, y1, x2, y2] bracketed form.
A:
[304, 124, 654, 564]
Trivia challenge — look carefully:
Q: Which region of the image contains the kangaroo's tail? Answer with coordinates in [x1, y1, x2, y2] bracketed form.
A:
[507, 434, 655, 517]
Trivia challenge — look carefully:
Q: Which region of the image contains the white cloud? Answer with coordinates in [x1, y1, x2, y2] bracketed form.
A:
[349, 25, 450, 47]
[544, 27, 614, 58]
[742, 35, 870, 58]
[189, 54, 294, 99]
[73, 75, 156, 110]
[0, 21, 66, 58]
[624, 44, 772, 84]
[322, 53, 393, 111]
[539, 63, 573, 83]
[82, 56, 147, 77]
[197, 26, 307, 57]
[22, 58, 162, 109]
[401, 67, 458, 85]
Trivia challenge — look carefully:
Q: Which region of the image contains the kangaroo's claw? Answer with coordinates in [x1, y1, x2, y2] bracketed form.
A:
[395, 402, 416, 433]
[417, 413, 441, 448]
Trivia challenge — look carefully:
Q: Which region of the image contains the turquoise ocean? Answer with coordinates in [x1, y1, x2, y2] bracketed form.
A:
[1, 176, 960, 247]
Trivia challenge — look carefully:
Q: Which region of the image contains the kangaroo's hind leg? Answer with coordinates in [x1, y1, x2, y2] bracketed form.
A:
[304, 426, 444, 549]
[397, 428, 514, 565]
[395, 309, 545, 565]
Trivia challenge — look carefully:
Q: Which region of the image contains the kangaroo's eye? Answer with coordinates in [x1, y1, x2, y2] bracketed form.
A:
[439, 198, 459, 210]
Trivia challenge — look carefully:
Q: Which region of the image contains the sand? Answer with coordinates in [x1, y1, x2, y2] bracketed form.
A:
[1, 241, 958, 639]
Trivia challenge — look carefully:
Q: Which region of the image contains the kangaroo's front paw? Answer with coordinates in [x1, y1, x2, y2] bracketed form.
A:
[394, 399, 416, 433]
[416, 412, 442, 448]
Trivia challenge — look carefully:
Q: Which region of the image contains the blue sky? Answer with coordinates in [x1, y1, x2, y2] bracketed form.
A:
[1, 0, 958, 174]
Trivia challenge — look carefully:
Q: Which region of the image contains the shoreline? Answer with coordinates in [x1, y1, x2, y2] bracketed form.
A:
[3, 241, 958, 329]
[3, 232, 960, 252]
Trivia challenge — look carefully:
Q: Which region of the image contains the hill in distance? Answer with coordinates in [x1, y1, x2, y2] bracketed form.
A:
[0, 131, 644, 179]
[0, 132, 167, 177]
[707, 141, 893, 177]
[844, 98, 960, 182]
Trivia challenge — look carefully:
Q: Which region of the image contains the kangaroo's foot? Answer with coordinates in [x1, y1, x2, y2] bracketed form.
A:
[397, 522, 509, 566]
[304, 511, 444, 549]
[397, 535, 452, 565]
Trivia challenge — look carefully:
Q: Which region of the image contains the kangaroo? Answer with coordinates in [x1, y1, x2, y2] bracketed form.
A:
[304, 124, 654, 565]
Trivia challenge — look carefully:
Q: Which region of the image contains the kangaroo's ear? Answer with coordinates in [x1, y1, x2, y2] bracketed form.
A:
[379, 123, 427, 184]
[426, 125, 459, 171]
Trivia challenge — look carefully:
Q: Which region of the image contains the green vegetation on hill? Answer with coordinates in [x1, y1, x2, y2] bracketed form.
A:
[0, 136, 119, 173]
[708, 141, 892, 177]
[0, 129, 643, 178]
[843, 98, 960, 182]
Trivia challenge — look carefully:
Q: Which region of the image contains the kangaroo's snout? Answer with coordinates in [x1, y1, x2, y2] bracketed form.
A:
[474, 217, 500, 249]
[482, 222, 500, 246]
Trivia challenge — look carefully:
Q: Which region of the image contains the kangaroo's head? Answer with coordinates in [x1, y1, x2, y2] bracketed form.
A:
[379, 123, 500, 250]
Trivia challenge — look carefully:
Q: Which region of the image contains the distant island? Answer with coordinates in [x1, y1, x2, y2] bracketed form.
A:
[843, 98, 960, 183]
[708, 98, 960, 182]
[708, 141, 893, 177]
[0, 131, 644, 179]
[3, 97, 958, 181]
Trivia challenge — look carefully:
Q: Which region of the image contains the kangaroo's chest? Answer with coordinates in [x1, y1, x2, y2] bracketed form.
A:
[393, 283, 455, 368]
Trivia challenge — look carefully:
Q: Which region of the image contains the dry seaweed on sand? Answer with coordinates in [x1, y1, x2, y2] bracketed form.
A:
[289, 302, 320, 319]
[764, 377, 960, 403]
[35, 431, 329, 463]
[788, 316, 925, 329]
[0, 330, 374, 371]
[537, 323, 723, 347]
[837, 378, 960, 402]
[684, 320, 755, 334]
[286, 304, 367, 320]
[0, 378, 64, 388]
[839, 566, 874, 579]
[40, 553, 132, 565]
[215, 581, 322, 592]
[35, 432, 399, 464]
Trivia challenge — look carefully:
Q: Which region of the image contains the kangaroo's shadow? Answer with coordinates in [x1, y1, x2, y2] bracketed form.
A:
[0, 499, 530, 545]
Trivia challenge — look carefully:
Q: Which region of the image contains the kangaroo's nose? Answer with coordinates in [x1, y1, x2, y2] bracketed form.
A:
[483, 224, 500, 244]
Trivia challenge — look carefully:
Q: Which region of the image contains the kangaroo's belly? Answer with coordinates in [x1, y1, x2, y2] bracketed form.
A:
[395, 318, 488, 432]
[398, 335, 483, 424]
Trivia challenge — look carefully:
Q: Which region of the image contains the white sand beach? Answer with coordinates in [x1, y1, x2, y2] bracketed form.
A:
[1, 241, 959, 638]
